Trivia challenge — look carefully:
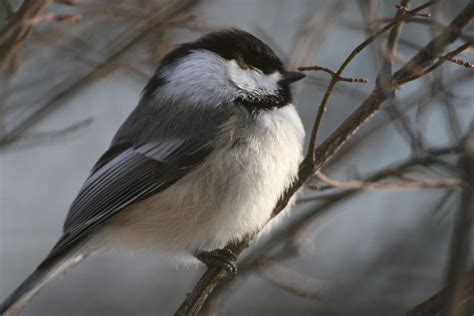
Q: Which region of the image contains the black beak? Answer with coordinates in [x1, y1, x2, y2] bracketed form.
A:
[280, 71, 306, 85]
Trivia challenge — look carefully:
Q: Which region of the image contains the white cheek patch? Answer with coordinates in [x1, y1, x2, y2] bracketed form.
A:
[227, 60, 281, 96]
[157, 50, 235, 107]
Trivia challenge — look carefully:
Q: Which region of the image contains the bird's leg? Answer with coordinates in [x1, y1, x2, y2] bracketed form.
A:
[195, 248, 237, 278]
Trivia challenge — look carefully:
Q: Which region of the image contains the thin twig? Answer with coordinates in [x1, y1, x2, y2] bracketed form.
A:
[0, 0, 201, 148]
[297, 65, 368, 83]
[397, 41, 473, 85]
[257, 261, 331, 300]
[395, 4, 431, 17]
[313, 170, 463, 190]
[446, 57, 474, 68]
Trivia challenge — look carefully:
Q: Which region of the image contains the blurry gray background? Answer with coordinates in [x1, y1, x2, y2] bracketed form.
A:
[1, 0, 473, 315]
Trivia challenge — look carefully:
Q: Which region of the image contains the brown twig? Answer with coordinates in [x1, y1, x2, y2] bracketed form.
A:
[313, 171, 463, 190]
[0, 0, 54, 70]
[25, 13, 81, 25]
[297, 65, 368, 83]
[306, 0, 439, 161]
[7, 118, 93, 148]
[446, 57, 474, 68]
[288, 1, 345, 69]
[304, 144, 460, 195]
[374, 0, 410, 84]
[395, 4, 431, 17]
[397, 41, 474, 85]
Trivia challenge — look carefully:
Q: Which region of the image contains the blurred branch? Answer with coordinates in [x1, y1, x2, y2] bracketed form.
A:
[6, 117, 93, 148]
[382, 0, 410, 77]
[441, 128, 474, 316]
[0, 0, 201, 148]
[0, 0, 54, 71]
[1, 0, 13, 18]
[313, 170, 462, 191]
[25, 13, 81, 25]
[174, 1, 474, 315]
[257, 261, 330, 300]
[446, 56, 474, 68]
[298, 65, 368, 83]
[405, 129, 474, 316]
[287, 0, 345, 69]
[366, 0, 426, 153]
[305, 0, 439, 160]
[397, 41, 474, 85]
[395, 4, 431, 17]
[405, 271, 474, 316]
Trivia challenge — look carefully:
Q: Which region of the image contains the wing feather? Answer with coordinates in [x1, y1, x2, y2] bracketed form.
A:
[51, 139, 214, 258]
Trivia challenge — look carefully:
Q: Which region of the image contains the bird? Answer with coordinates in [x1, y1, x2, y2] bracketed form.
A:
[0, 28, 306, 315]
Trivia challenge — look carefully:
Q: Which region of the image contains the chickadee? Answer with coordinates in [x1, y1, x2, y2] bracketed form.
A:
[0, 29, 305, 315]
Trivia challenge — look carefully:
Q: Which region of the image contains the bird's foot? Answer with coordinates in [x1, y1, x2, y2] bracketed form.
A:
[196, 248, 237, 278]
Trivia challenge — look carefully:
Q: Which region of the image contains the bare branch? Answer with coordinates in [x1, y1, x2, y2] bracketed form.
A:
[0, 0, 54, 70]
[25, 13, 81, 25]
[298, 65, 368, 83]
[395, 4, 431, 17]
[446, 57, 474, 68]
[313, 171, 463, 191]
[258, 261, 331, 300]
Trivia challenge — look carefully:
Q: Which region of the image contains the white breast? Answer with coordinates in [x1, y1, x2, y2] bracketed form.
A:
[100, 105, 305, 263]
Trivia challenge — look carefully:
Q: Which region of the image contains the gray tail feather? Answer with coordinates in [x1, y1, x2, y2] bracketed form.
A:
[0, 251, 85, 316]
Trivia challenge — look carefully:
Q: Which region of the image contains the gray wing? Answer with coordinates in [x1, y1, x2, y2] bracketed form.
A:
[48, 139, 213, 258]
[44, 97, 232, 261]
